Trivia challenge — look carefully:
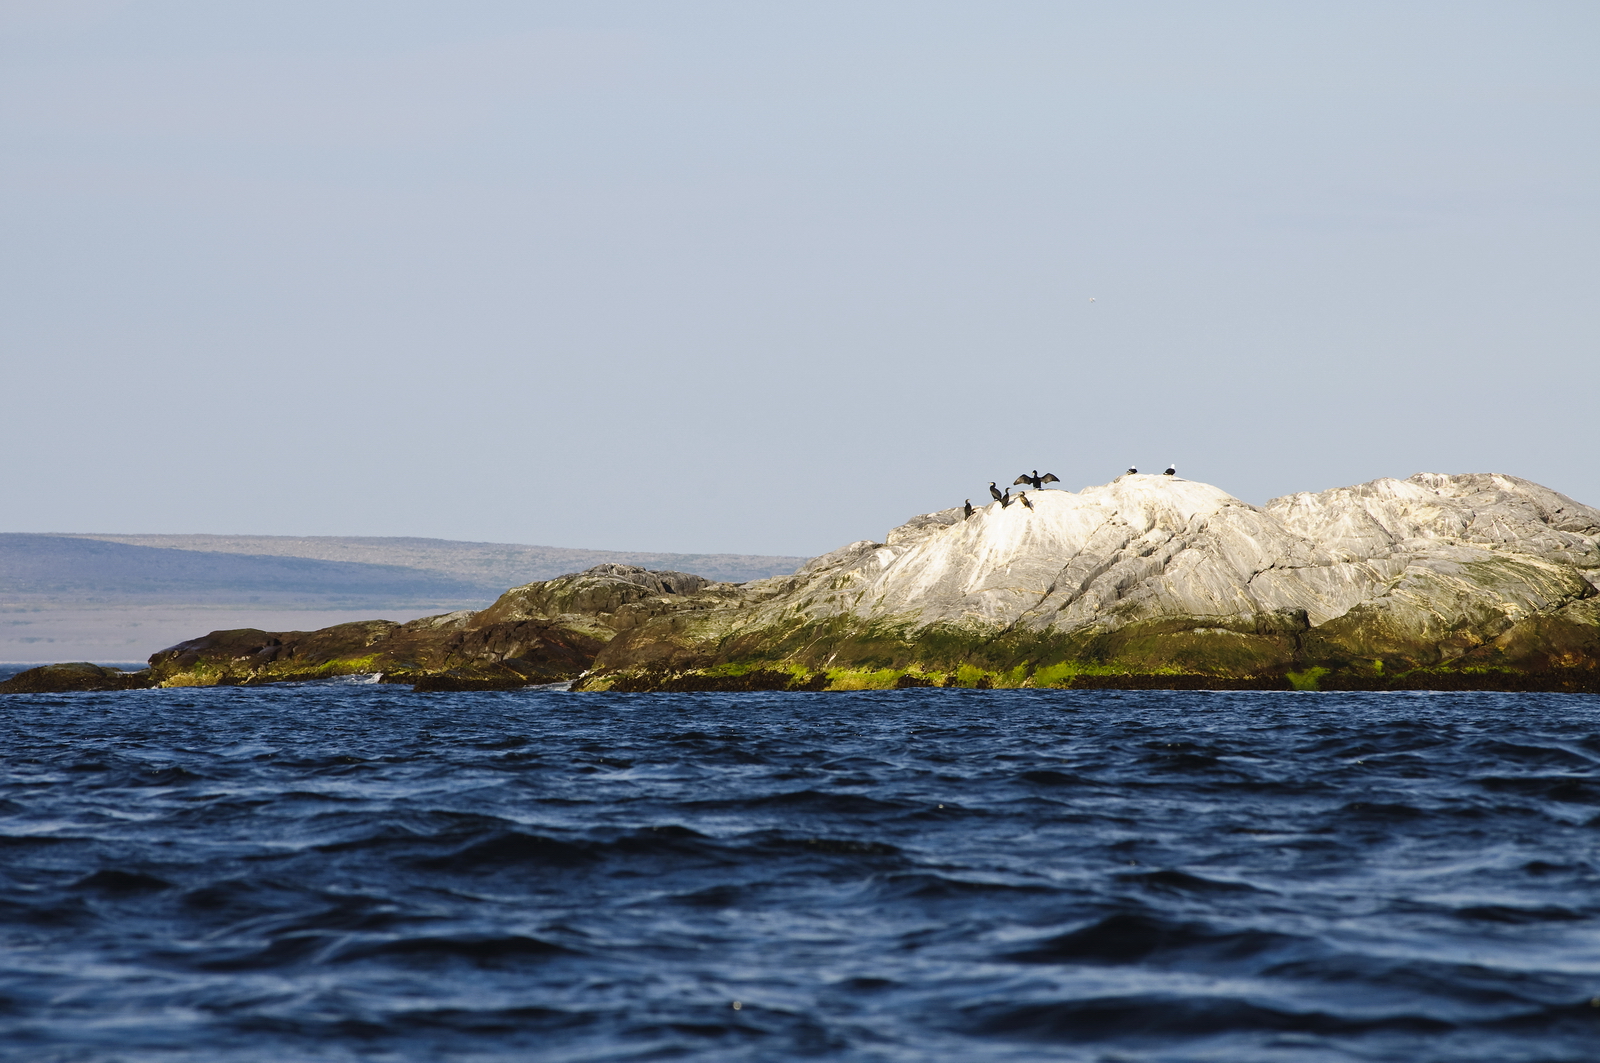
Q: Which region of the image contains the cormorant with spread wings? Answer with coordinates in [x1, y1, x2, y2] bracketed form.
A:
[1013, 470, 1060, 490]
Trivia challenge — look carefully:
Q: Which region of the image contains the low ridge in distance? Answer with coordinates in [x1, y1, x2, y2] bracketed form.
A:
[0, 534, 806, 663]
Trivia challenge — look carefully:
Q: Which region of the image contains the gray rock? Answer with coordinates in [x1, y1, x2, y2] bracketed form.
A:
[591, 472, 1600, 676]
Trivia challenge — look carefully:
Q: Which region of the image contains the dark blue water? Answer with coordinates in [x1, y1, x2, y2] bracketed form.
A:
[2, 681, 1598, 1062]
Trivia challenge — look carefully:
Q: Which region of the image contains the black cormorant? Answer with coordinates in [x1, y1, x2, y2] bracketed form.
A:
[988, 482, 1004, 502]
[1013, 470, 1061, 490]
[1164, 464, 1176, 476]
[999, 488, 1013, 508]
[963, 500, 973, 520]
[1019, 491, 1034, 511]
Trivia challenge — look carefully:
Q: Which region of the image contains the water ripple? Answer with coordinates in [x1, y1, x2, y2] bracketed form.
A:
[0, 684, 1597, 1060]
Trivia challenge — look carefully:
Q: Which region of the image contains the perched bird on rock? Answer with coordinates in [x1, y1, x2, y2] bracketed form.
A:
[988, 482, 1004, 502]
[999, 488, 1013, 508]
[1126, 467, 1138, 475]
[1164, 464, 1176, 477]
[1013, 470, 1061, 490]
[1019, 491, 1034, 511]
[963, 500, 973, 520]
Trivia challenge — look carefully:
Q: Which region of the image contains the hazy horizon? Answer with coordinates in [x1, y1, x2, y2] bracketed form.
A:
[0, 529, 808, 662]
[4, 2, 1596, 556]
[27, 462, 1600, 558]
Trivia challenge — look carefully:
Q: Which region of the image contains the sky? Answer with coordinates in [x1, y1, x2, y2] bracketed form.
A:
[2, 1, 1596, 557]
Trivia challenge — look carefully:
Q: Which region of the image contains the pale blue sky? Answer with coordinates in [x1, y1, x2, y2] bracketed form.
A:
[3, 1, 1596, 556]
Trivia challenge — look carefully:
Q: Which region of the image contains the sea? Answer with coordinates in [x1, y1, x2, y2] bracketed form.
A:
[1, 669, 1597, 1062]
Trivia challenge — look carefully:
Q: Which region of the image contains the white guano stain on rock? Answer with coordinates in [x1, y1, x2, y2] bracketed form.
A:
[735, 472, 1600, 642]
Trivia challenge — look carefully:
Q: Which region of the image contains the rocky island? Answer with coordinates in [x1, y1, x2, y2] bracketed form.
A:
[6, 472, 1599, 694]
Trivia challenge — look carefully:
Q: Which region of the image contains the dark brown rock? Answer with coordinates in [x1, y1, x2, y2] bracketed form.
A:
[0, 662, 152, 694]
[588, 669, 828, 693]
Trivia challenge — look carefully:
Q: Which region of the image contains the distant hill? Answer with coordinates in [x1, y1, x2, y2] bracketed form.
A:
[0, 533, 807, 663]
[0, 534, 487, 605]
[63, 534, 806, 588]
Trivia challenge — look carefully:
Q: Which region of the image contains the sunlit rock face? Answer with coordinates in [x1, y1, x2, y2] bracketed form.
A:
[1266, 473, 1600, 575]
[756, 473, 1598, 631]
[1263, 473, 1600, 663]
[820, 475, 1333, 631]
[677, 472, 1600, 673]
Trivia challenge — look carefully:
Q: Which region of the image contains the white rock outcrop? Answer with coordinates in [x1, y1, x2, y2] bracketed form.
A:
[728, 473, 1600, 657]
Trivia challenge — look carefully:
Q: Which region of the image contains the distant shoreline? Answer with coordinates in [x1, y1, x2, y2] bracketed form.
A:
[0, 533, 804, 662]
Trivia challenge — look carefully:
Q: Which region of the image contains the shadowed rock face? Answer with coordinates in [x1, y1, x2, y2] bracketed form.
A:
[137, 565, 733, 689]
[143, 613, 607, 689]
[0, 662, 152, 694]
[9, 476, 1595, 694]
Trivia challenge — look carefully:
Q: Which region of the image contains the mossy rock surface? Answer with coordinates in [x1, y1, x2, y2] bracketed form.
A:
[572, 656, 1600, 694]
[145, 614, 606, 689]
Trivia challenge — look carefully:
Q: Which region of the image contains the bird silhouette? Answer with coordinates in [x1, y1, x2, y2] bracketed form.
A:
[999, 488, 1013, 508]
[1019, 491, 1034, 511]
[1125, 466, 1138, 475]
[1013, 470, 1061, 490]
[963, 500, 974, 520]
[1164, 464, 1176, 477]
[988, 482, 1004, 502]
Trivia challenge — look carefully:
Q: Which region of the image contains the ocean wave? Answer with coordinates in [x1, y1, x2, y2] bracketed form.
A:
[1, 686, 1597, 1061]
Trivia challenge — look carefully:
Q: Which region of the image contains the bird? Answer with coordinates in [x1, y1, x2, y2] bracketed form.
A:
[1164, 464, 1176, 476]
[1089, 297, 1097, 303]
[1125, 467, 1138, 476]
[999, 488, 1013, 508]
[1019, 491, 1034, 511]
[988, 482, 1004, 502]
[1013, 470, 1061, 491]
[963, 500, 973, 520]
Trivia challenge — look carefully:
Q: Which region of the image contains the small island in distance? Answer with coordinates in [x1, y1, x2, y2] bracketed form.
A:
[6, 471, 1599, 695]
